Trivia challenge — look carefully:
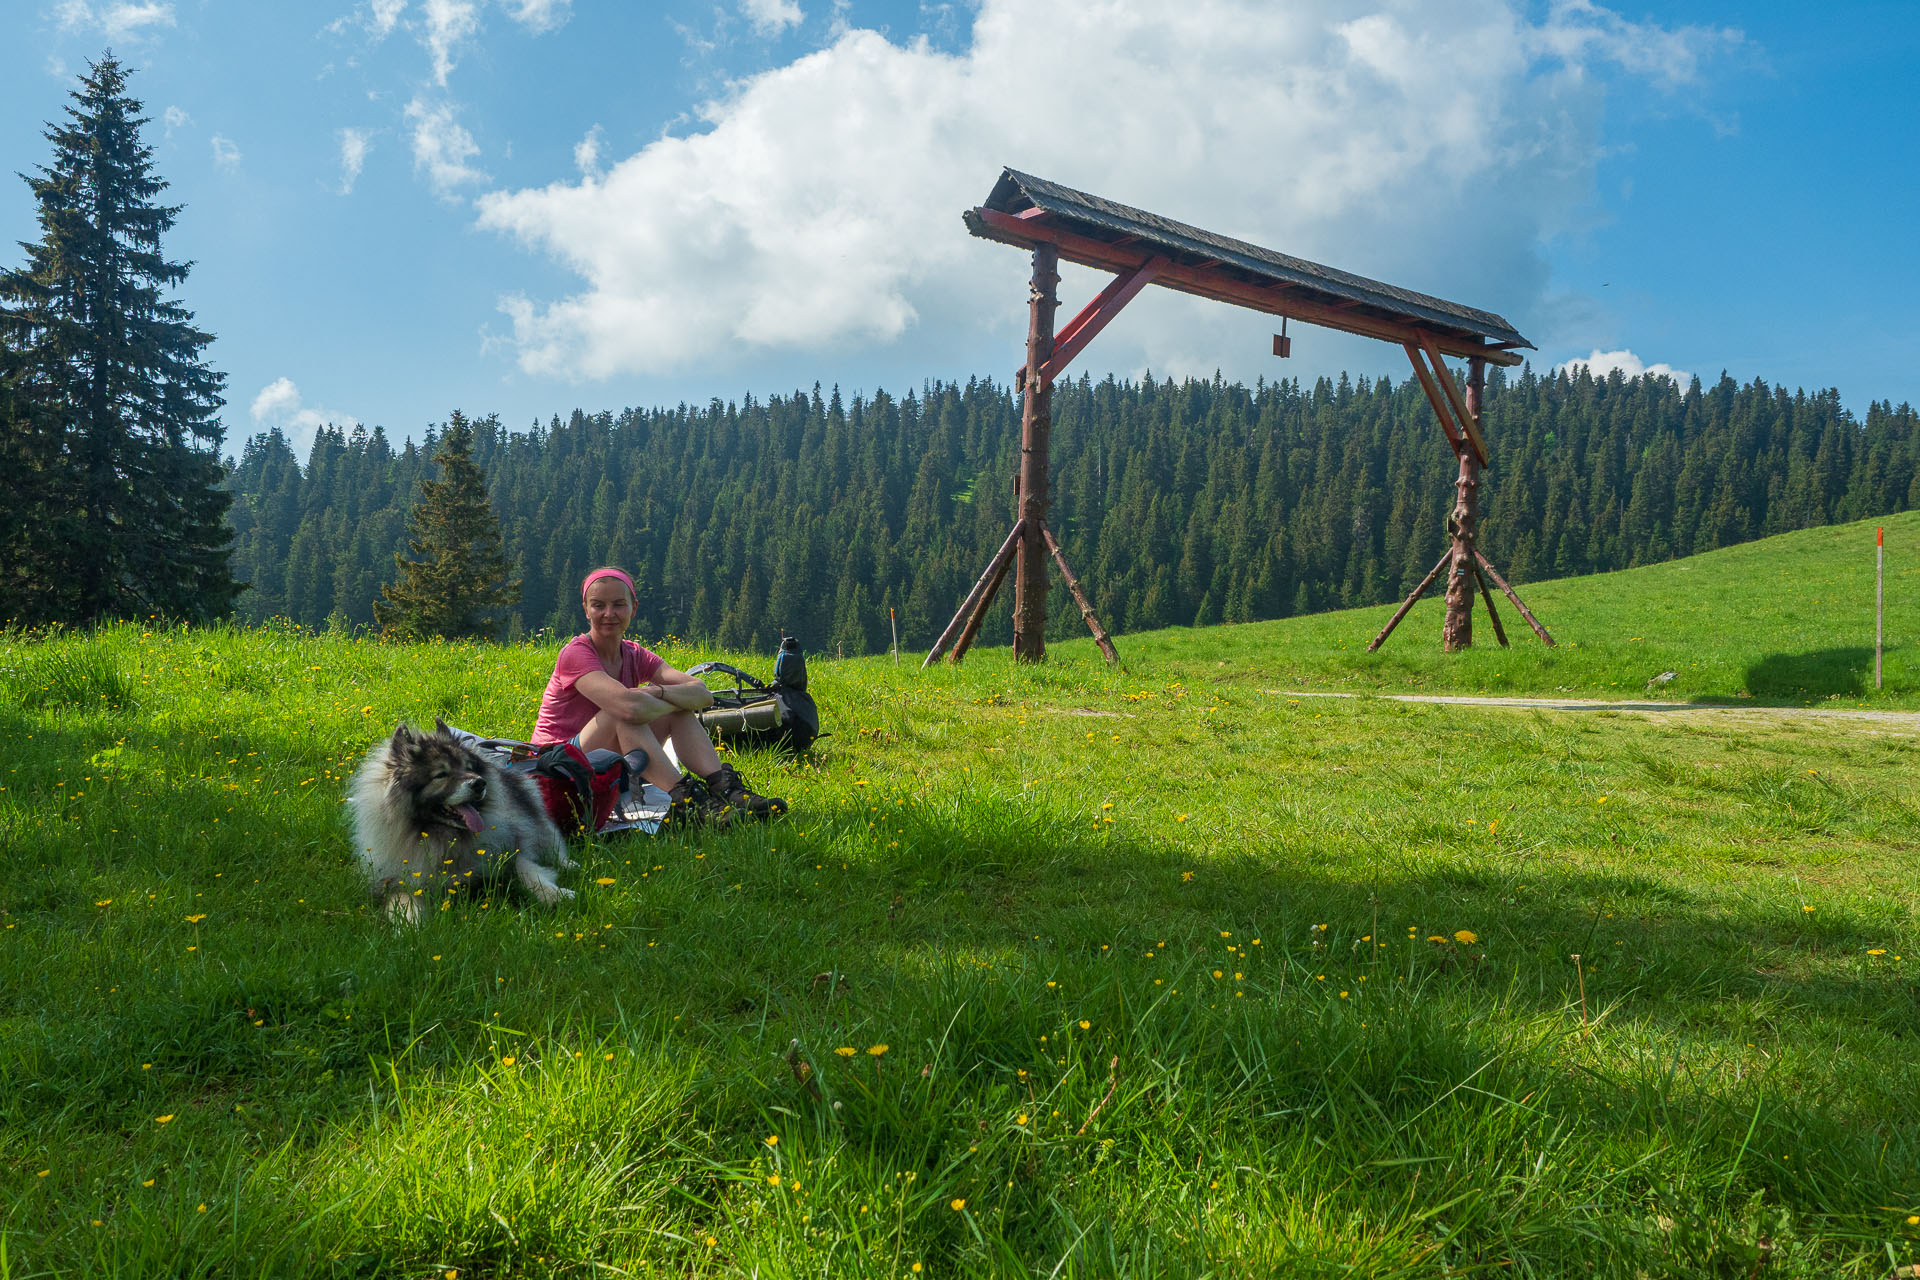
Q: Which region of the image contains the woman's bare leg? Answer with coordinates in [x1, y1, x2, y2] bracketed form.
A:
[662, 711, 723, 777]
[574, 708, 682, 791]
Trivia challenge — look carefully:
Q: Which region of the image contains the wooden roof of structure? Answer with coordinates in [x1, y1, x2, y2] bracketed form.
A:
[965, 168, 1533, 367]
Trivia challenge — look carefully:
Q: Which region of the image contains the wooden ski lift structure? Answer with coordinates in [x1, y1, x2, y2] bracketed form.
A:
[924, 168, 1555, 667]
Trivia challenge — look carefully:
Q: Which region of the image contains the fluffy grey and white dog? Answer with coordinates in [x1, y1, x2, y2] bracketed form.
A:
[349, 718, 574, 923]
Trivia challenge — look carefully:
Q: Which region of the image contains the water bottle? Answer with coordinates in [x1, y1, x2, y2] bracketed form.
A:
[773, 634, 806, 690]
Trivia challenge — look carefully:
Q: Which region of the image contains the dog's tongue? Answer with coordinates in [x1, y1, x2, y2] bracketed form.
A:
[458, 804, 483, 833]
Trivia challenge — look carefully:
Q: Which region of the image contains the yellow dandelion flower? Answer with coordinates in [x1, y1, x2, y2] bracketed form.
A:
[501, 1056, 516, 1066]
[834, 1046, 856, 1057]
[595, 877, 615, 886]
[1868, 949, 1887, 956]
[1339, 991, 1349, 998]
[1454, 930, 1478, 945]
[868, 1044, 889, 1056]
[1017, 1114, 1028, 1125]
[765, 1135, 779, 1146]
[184, 914, 206, 923]
[1078, 1019, 1090, 1030]
[142, 1179, 154, 1187]
[197, 1203, 207, 1213]
[951, 1198, 966, 1211]
[1428, 935, 1447, 943]
[1212, 969, 1223, 979]
[155, 1114, 174, 1124]
[37, 1170, 48, 1177]
[1802, 905, 1814, 913]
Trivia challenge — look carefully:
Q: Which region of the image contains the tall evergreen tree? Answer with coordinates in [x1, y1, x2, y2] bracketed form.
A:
[374, 410, 521, 639]
[0, 54, 237, 626]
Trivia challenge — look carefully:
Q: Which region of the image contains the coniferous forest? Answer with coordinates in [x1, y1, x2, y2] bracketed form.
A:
[224, 367, 1920, 655]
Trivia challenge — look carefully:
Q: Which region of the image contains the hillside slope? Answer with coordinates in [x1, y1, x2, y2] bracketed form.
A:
[1042, 509, 1920, 707]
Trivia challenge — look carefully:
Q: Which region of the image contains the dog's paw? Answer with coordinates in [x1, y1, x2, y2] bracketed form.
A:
[542, 886, 577, 905]
[383, 891, 423, 926]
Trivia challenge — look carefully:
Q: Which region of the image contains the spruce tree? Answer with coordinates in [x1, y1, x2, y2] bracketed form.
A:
[375, 411, 521, 639]
[0, 54, 237, 626]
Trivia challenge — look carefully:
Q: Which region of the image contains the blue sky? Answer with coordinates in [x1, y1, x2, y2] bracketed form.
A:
[4, 0, 1915, 459]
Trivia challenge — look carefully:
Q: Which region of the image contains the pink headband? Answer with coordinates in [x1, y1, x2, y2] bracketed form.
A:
[581, 568, 637, 607]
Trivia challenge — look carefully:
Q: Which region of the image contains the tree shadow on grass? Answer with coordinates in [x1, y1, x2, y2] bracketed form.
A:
[9, 779, 1919, 1275]
[1743, 647, 1876, 701]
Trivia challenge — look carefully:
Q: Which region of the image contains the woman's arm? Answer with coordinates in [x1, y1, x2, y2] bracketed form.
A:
[573, 669, 674, 723]
[646, 663, 716, 712]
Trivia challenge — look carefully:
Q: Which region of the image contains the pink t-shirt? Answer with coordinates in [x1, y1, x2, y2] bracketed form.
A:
[531, 635, 664, 745]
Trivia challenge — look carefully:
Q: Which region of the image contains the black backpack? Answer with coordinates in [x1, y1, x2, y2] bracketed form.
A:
[688, 651, 821, 755]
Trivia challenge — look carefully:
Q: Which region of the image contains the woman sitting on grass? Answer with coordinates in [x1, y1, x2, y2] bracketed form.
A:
[532, 567, 785, 825]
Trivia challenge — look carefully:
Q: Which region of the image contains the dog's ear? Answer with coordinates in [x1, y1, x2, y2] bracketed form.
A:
[434, 716, 454, 738]
[391, 721, 415, 746]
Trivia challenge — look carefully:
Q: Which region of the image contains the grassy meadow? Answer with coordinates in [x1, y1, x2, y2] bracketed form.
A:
[1, 512, 1917, 1277]
[1113, 508, 1920, 707]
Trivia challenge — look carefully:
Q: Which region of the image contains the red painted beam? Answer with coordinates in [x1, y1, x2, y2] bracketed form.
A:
[1021, 256, 1167, 387]
[968, 207, 1524, 367]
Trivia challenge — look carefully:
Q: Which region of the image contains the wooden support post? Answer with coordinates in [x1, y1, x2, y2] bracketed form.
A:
[1042, 526, 1119, 665]
[1472, 550, 1556, 647]
[1442, 358, 1485, 652]
[1419, 335, 1490, 466]
[1470, 559, 1510, 647]
[1368, 548, 1453, 653]
[1403, 343, 1466, 458]
[923, 520, 1024, 667]
[1013, 243, 1059, 663]
[952, 536, 1021, 664]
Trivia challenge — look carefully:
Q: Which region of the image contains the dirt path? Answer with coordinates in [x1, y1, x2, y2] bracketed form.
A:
[1267, 690, 1920, 730]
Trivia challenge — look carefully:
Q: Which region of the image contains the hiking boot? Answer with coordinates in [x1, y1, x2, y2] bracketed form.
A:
[702, 762, 787, 824]
[663, 774, 709, 829]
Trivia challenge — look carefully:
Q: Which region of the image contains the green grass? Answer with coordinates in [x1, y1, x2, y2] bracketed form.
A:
[1116, 508, 1920, 708]
[2, 514, 1918, 1277]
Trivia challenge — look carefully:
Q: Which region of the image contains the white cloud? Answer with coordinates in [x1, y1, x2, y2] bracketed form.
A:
[476, 0, 1738, 383]
[54, 0, 176, 40]
[162, 104, 189, 136]
[421, 0, 478, 85]
[501, 0, 569, 33]
[1528, 0, 1741, 91]
[328, 0, 406, 40]
[250, 378, 360, 456]
[572, 124, 603, 176]
[338, 127, 373, 194]
[1559, 348, 1693, 386]
[210, 135, 241, 170]
[741, 0, 803, 36]
[405, 96, 485, 194]
[369, 0, 406, 38]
